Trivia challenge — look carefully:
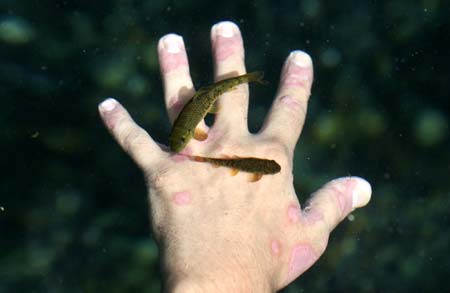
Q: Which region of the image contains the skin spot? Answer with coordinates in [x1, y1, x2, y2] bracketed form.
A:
[213, 35, 243, 61]
[287, 204, 301, 224]
[172, 191, 192, 206]
[286, 244, 318, 284]
[271, 240, 281, 256]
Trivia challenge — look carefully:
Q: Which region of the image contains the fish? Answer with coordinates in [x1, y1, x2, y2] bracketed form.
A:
[169, 71, 266, 152]
[190, 155, 281, 182]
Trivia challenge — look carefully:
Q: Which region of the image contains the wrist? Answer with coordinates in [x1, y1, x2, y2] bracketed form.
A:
[168, 277, 272, 293]
[164, 265, 273, 293]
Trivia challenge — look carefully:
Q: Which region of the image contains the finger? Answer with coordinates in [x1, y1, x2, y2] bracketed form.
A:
[98, 98, 165, 169]
[158, 34, 208, 131]
[259, 51, 313, 153]
[302, 177, 372, 234]
[210, 21, 248, 134]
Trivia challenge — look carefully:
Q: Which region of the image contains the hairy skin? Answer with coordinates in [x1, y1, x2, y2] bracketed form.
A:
[99, 21, 372, 292]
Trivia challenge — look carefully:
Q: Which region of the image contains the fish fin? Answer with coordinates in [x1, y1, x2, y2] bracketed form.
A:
[258, 79, 269, 85]
[249, 173, 263, 182]
[194, 128, 208, 141]
[230, 168, 239, 176]
[208, 101, 220, 114]
[191, 156, 206, 162]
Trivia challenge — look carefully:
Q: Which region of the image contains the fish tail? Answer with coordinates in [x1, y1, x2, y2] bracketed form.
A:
[247, 71, 268, 85]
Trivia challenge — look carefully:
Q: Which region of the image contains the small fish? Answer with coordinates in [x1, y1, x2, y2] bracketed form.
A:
[169, 71, 266, 152]
[190, 155, 281, 182]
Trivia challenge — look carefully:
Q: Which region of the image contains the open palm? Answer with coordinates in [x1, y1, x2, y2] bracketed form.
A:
[99, 21, 371, 292]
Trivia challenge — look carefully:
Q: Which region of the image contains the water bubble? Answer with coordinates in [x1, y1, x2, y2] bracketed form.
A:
[320, 48, 342, 68]
[414, 109, 448, 147]
[301, 0, 321, 18]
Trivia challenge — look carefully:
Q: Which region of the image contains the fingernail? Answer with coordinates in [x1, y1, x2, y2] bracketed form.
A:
[99, 98, 118, 112]
[213, 21, 237, 38]
[162, 34, 183, 53]
[352, 178, 372, 208]
[289, 50, 313, 68]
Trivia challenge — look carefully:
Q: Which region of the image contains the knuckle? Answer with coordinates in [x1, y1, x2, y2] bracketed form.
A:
[278, 94, 308, 116]
[260, 139, 293, 161]
[121, 127, 147, 153]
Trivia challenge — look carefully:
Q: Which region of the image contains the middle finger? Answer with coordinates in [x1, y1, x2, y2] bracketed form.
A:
[210, 21, 249, 136]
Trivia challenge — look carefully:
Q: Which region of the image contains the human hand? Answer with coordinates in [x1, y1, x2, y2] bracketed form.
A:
[98, 21, 372, 292]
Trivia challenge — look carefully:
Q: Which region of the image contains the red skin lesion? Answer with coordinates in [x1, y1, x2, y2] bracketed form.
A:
[271, 239, 281, 256]
[172, 191, 192, 205]
[287, 203, 302, 224]
[286, 244, 319, 284]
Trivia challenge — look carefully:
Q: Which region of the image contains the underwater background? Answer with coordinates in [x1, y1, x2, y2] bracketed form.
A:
[1, 0, 449, 292]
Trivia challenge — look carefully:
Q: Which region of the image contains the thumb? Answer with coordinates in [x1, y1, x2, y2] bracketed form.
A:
[303, 176, 372, 233]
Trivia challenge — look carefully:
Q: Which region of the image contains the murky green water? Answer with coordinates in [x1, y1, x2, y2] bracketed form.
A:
[1, 0, 449, 292]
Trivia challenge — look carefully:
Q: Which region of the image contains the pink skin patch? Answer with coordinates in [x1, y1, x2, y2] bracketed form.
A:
[171, 154, 188, 163]
[158, 45, 189, 74]
[286, 244, 318, 283]
[212, 34, 243, 61]
[271, 240, 281, 256]
[172, 191, 192, 205]
[287, 204, 302, 224]
[281, 63, 313, 89]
